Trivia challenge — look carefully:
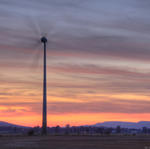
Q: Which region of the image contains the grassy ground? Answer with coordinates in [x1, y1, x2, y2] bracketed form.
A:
[0, 135, 150, 149]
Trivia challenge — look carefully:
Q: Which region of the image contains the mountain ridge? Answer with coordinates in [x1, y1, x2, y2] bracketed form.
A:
[93, 121, 150, 128]
[0, 121, 29, 128]
[1, 121, 150, 128]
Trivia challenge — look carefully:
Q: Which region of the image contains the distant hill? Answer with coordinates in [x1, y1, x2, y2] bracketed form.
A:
[93, 121, 150, 128]
[1, 121, 150, 129]
[0, 121, 29, 128]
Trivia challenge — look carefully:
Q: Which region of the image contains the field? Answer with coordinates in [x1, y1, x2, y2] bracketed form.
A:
[1, 135, 150, 149]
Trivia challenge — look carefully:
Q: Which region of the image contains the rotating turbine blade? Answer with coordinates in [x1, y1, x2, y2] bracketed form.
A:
[29, 43, 43, 72]
[25, 13, 42, 37]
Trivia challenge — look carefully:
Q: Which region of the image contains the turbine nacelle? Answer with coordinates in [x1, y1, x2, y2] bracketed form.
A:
[41, 36, 47, 43]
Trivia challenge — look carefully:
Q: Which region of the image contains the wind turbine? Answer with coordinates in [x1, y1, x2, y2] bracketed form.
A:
[0, 13, 54, 135]
[41, 36, 48, 135]
[28, 16, 52, 135]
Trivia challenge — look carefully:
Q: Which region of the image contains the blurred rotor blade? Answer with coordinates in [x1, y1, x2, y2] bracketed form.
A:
[25, 13, 42, 37]
[30, 43, 43, 72]
[46, 26, 59, 46]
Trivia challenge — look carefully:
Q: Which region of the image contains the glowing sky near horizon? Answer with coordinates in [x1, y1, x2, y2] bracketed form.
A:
[1, 0, 150, 126]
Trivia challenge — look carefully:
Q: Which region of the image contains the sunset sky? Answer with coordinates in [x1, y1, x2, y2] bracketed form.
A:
[1, 0, 150, 127]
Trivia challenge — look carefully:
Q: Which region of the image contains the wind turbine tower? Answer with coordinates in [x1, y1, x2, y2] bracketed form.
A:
[41, 36, 47, 135]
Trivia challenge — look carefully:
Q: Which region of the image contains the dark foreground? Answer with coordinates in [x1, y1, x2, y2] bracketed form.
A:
[0, 135, 150, 149]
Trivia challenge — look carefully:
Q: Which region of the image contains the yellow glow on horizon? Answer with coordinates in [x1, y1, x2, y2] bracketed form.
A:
[110, 94, 149, 101]
[1, 78, 150, 127]
[1, 112, 150, 127]
[0, 106, 7, 110]
[80, 93, 150, 102]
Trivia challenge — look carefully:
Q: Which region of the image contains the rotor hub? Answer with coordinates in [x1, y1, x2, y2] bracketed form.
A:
[41, 36, 47, 43]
